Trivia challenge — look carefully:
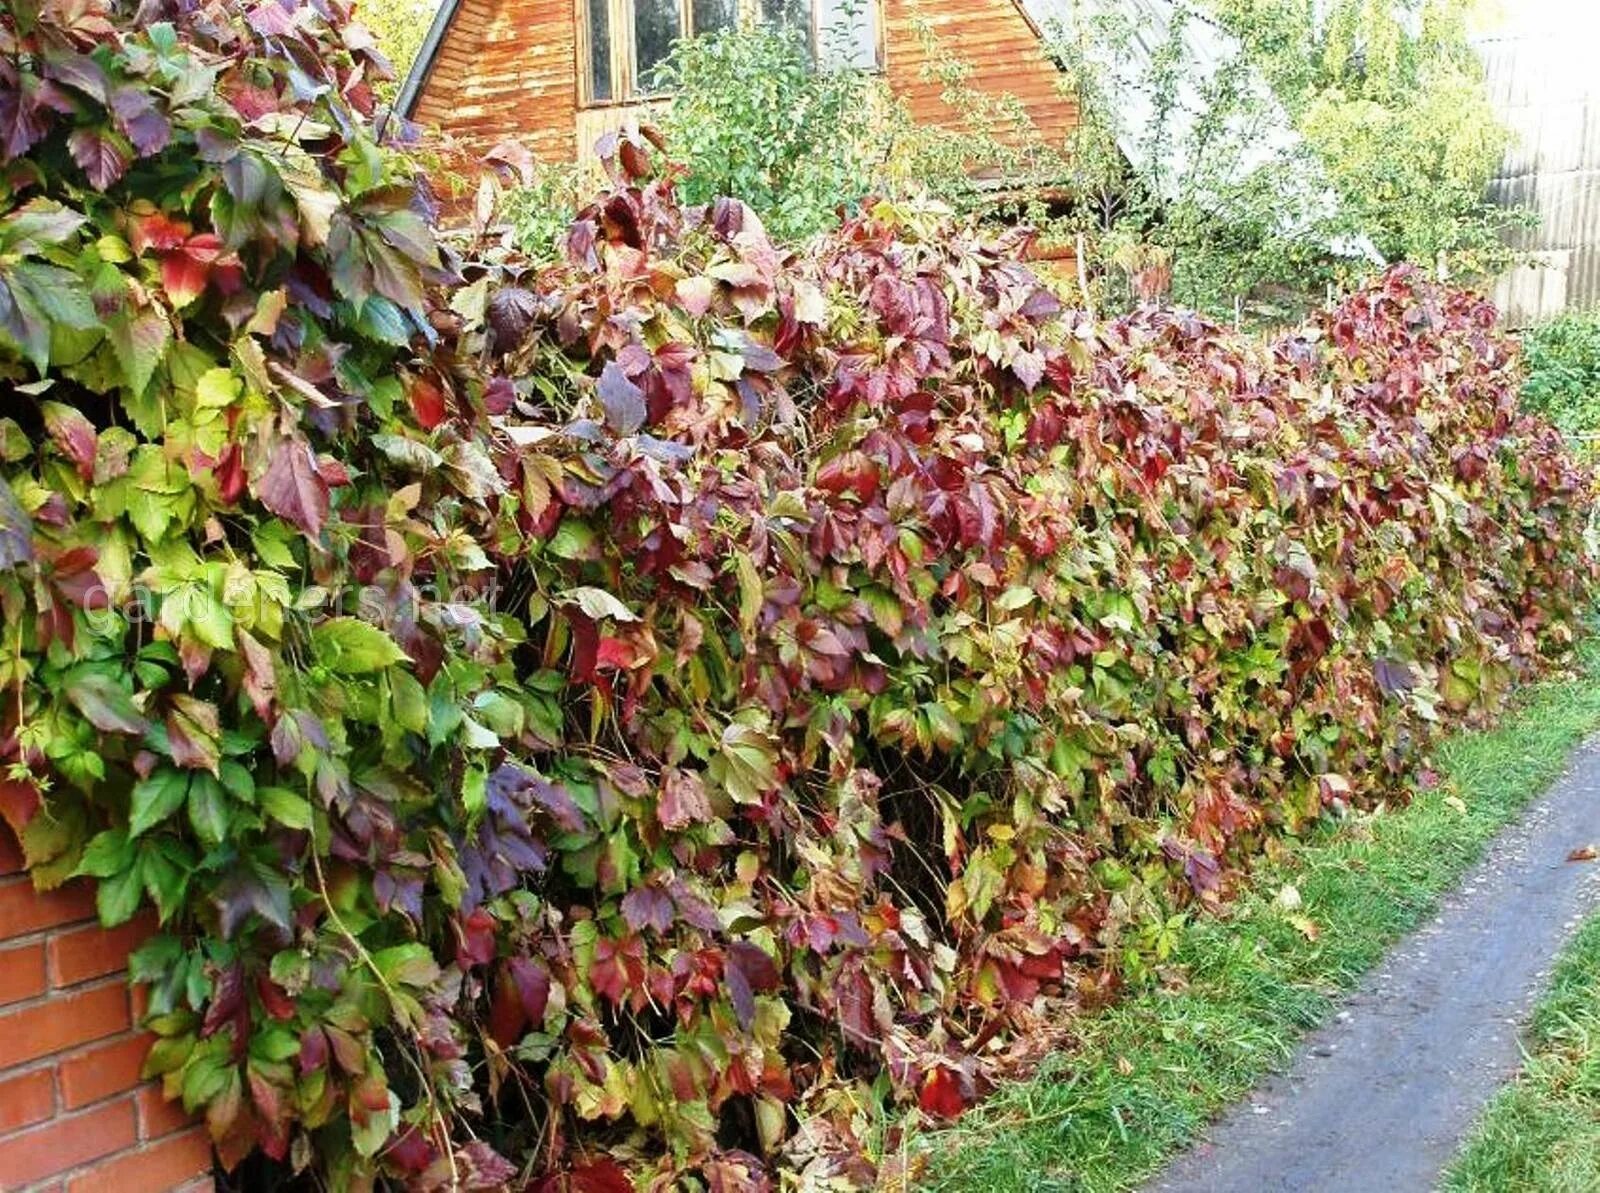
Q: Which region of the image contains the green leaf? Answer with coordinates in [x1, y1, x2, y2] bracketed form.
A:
[390, 670, 428, 735]
[97, 861, 145, 926]
[130, 769, 190, 837]
[65, 671, 148, 735]
[76, 828, 135, 878]
[349, 1083, 399, 1158]
[107, 308, 172, 398]
[186, 773, 230, 847]
[194, 366, 241, 408]
[547, 518, 596, 560]
[372, 943, 441, 988]
[258, 785, 312, 831]
[0, 198, 87, 253]
[311, 617, 409, 674]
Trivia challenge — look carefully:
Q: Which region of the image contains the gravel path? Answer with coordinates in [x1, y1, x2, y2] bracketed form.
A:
[1149, 737, 1600, 1193]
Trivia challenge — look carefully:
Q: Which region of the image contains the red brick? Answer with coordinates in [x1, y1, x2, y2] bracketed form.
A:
[0, 939, 46, 1006]
[0, 826, 22, 876]
[135, 1083, 193, 1141]
[0, 980, 129, 1069]
[0, 878, 97, 940]
[58, 1032, 153, 1110]
[0, 1067, 55, 1134]
[63, 1126, 214, 1193]
[0, 1097, 135, 1186]
[46, 914, 153, 988]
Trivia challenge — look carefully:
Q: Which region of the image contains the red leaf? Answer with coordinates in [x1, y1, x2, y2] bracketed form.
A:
[411, 377, 447, 430]
[297, 1027, 329, 1075]
[455, 907, 497, 969]
[129, 211, 189, 255]
[918, 1067, 968, 1118]
[161, 248, 210, 309]
[236, 629, 278, 722]
[487, 966, 528, 1047]
[387, 1126, 435, 1174]
[255, 974, 296, 1021]
[216, 442, 246, 505]
[568, 1158, 636, 1193]
[815, 450, 879, 503]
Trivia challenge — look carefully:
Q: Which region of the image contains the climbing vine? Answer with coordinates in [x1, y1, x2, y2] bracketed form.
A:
[0, 2, 1591, 1189]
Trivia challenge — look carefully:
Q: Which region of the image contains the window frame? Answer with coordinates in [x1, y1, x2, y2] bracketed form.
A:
[575, 0, 880, 108]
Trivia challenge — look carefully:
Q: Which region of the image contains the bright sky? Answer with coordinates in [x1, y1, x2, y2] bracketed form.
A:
[1473, 0, 1600, 39]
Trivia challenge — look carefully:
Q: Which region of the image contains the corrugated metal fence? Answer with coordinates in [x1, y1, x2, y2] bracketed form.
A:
[1479, 2, 1600, 325]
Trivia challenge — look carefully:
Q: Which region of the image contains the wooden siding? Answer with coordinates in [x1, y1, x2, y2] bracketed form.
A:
[880, 0, 1076, 153]
[1477, 1, 1600, 324]
[411, 0, 579, 166]
[409, 0, 1078, 174]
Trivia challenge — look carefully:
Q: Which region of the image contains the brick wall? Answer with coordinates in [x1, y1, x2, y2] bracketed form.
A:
[0, 825, 215, 1193]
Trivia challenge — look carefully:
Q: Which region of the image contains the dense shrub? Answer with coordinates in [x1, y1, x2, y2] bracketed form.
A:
[1520, 310, 1600, 438]
[0, 4, 1592, 1190]
[639, 26, 883, 245]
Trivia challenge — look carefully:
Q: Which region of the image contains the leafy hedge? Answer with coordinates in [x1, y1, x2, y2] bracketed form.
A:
[1521, 310, 1600, 439]
[0, 3, 1592, 1190]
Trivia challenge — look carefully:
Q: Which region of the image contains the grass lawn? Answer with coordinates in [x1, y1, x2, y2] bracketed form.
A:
[1444, 912, 1600, 1192]
[907, 639, 1600, 1192]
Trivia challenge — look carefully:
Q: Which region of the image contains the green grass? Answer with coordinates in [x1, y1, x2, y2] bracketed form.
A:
[1444, 911, 1600, 1192]
[914, 641, 1600, 1193]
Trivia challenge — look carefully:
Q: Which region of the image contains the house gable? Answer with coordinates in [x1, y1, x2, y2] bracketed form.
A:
[400, 0, 1078, 171]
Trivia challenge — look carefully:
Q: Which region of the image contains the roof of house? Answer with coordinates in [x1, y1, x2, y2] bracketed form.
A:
[394, 0, 461, 121]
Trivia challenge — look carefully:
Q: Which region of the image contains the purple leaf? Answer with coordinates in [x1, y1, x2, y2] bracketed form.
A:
[67, 126, 130, 190]
[487, 286, 538, 354]
[0, 477, 34, 569]
[507, 957, 551, 1024]
[109, 86, 171, 157]
[1374, 657, 1415, 697]
[597, 361, 646, 435]
[256, 434, 331, 538]
[620, 885, 674, 934]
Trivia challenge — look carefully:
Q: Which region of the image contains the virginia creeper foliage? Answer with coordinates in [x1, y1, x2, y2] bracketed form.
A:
[0, 2, 1591, 1189]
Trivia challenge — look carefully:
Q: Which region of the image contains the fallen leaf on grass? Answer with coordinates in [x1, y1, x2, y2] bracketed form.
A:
[1275, 883, 1303, 910]
[1444, 795, 1468, 815]
[1287, 914, 1321, 941]
[1567, 845, 1598, 862]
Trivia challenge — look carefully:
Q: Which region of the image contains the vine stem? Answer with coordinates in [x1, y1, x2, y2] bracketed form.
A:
[307, 835, 463, 1189]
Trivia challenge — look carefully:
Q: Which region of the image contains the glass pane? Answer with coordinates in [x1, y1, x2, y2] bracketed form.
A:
[587, 0, 613, 101]
[633, 0, 683, 92]
[816, 0, 877, 69]
[760, 0, 811, 43]
[692, 0, 735, 35]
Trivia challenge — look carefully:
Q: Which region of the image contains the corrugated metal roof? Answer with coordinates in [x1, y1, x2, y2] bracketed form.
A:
[1477, 1, 1600, 324]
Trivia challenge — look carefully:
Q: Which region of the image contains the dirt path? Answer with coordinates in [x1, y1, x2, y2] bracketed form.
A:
[1150, 739, 1600, 1193]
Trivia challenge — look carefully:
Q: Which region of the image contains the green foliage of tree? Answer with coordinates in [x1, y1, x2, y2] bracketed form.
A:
[1205, 0, 1514, 270]
[355, 0, 440, 97]
[1520, 310, 1600, 438]
[650, 25, 886, 241]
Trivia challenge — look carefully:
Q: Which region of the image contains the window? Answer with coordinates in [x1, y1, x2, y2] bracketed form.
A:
[578, 0, 878, 104]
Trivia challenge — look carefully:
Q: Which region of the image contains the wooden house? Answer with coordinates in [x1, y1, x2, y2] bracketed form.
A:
[1476, 0, 1600, 324]
[394, 0, 1083, 172]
